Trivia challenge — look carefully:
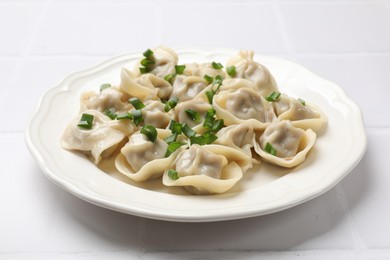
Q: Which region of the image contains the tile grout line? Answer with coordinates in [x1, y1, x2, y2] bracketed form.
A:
[334, 185, 368, 258]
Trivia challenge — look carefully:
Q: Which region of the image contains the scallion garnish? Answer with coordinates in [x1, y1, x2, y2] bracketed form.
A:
[298, 98, 306, 106]
[164, 96, 179, 112]
[212, 75, 223, 86]
[116, 112, 133, 120]
[226, 66, 236, 77]
[103, 108, 117, 120]
[164, 133, 178, 144]
[129, 97, 145, 109]
[77, 113, 94, 129]
[139, 48, 155, 74]
[182, 124, 197, 138]
[167, 169, 179, 180]
[201, 131, 218, 144]
[204, 74, 214, 84]
[139, 67, 151, 74]
[143, 48, 154, 59]
[205, 90, 214, 104]
[265, 91, 281, 102]
[141, 125, 157, 142]
[185, 109, 201, 123]
[203, 108, 216, 129]
[175, 65, 186, 75]
[140, 58, 155, 67]
[265, 142, 277, 156]
[131, 109, 143, 126]
[168, 120, 182, 135]
[165, 142, 186, 157]
[99, 83, 111, 92]
[211, 119, 224, 133]
[164, 74, 175, 84]
[211, 61, 223, 70]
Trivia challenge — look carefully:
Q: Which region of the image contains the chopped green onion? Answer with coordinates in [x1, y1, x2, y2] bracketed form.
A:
[185, 109, 201, 123]
[129, 97, 145, 109]
[265, 142, 277, 156]
[226, 66, 236, 77]
[211, 61, 223, 70]
[164, 96, 179, 112]
[167, 169, 179, 180]
[202, 131, 218, 144]
[77, 113, 94, 129]
[139, 67, 151, 74]
[141, 125, 157, 142]
[189, 135, 206, 146]
[204, 74, 214, 84]
[141, 58, 155, 67]
[182, 124, 197, 138]
[165, 142, 186, 157]
[212, 75, 223, 85]
[169, 120, 182, 135]
[265, 91, 281, 102]
[131, 109, 143, 126]
[164, 133, 178, 144]
[103, 108, 117, 120]
[298, 98, 306, 106]
[99, 83, 111, 92]
[143, 48, 154, 59]
[205, 90, 214, 104]
[175, 65, 186, 75]
[211, 119, 224, 133]
[116, 112, 133, 120]
[203, 108, 216, 129]
[164, 74, 176, 84]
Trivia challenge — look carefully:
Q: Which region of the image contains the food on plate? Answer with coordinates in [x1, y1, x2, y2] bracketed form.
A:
[61, 46, 327, 194]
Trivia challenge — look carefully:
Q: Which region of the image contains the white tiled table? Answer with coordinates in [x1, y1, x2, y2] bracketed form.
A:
[1, 0, 389, 259]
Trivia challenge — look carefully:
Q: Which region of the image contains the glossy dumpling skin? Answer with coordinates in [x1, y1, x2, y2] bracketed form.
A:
[253, 120, 316, 168]
[119, 68, 157, 100]
[136, 100, 171, 129]
[226, 50, 278, 97]
[171, 75, 208, 102]
[183, 62, 227, 79]
[213, 86, 276, 129]
[135, 73, 172, 101]
[272, 94, 327, 133]
[215, 123, 255, 157]
[80, 86, 130, 113]
[115, 129, 183, 182]
[162, 144, 249, 194]
[60, 110, 134, 164]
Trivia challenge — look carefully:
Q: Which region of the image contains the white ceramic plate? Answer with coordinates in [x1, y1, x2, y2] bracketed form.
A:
[25, 48, 366, 222]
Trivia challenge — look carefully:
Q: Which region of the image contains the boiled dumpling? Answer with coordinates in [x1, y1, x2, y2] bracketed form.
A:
[171, 75, 208, 102]
[183, 62, 227, 79]
[140, 100, 171, 129]
[173, 98, 212, 130]
[135, 73, 172, 101]
[60, 110, 134, 164]
[119, 68, 157, 100]
[226, 50, 278, 96]
[79, 86, 130, 113]
[253, 120, 316, 168]
[162, 144, 247, 194]
[215, 123, 255, 157]
[115, 129, 183, 182]
[135, 46, 178, 78]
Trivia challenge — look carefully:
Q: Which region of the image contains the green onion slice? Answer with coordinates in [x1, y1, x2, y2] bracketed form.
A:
[141, 125, 157, 142]
[143, 48, 154, 59]
[165, 142, 186, 157]
[175, 65, 186, 75]
[211, 119, 224, 133]
[182, 124, 197, 138]
[141, 58, 155, 67]
[298, 98, 306, 106]
[103, 108, 117, 120]
[169, 120, 182, 135]
[129, 97, 145, 109]
[204, 74, 214, 84]
[164, 96, 179, 112]
[212, 75, 223, 86]
[167, 169, 180, 180]
[139, 67, 151, 74]
[131, 109, 143, 126]
[265, 142, 277, 156]
[116, 112, 133, 120]
[99, 83, 111, 92]
[202, 131, 218, 144]
[226, 66, 236, 77]
[78, 113, 94, 129]
[211, 61, 223, 70]
[205, 90, 214, 104]
[164, 74, 176, 84]
[164, 133, 178, 144]
[185, 109, 201, 123]
[265, 91, 281, 102]
[203, 108, 216, 129]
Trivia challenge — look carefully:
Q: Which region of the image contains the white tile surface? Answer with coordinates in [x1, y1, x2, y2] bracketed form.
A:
[1, 0, 390, 258]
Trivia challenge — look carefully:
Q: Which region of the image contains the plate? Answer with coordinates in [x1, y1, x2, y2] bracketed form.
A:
[25, 48, 367, 222]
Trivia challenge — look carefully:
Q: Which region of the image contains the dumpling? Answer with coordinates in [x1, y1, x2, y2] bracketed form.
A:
[171, 75, 208, 102]
[253, 120, 316, 168]
[213, 87, 276, 129]
[272, 94, 327, 133]
[79, 86, 130, 113]
[119, 68, 157, 100]
[135, 73, 172, 101]
[226, 50, 278, 96]
[173, 98, 212, 130]
[60, 110, 134, 164]
[115, 129, 183, 182]
[141, 100, 171, 129]
[135, 46, 178, 78]
[162, 144, 249, 194]
[215, 123, 255, 157]
[183, 63, 227, 79]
